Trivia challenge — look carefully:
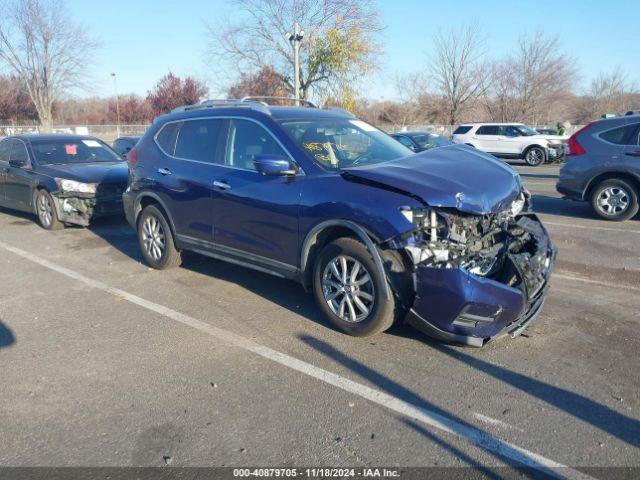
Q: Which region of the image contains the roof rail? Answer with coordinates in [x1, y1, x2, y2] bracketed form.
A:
[171, 99, 271, 115]
[241, 96, 318, 108]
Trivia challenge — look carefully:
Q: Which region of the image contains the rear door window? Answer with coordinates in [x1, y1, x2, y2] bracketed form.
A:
[477, 126, 499, 135]
[174, 119, 227, 164]
[599, 124, 638, 145]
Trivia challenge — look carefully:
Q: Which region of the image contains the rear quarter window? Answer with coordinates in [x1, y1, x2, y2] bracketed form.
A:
[155, 122, 181, 155]
[453, 126, 472, 135]
[598, 124, 638, 145]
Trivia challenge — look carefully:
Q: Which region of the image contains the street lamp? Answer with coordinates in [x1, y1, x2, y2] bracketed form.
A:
[286, 23, 304, 105]
[110, 72, 121, 138]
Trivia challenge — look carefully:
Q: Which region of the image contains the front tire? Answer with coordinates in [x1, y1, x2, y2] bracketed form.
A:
[590, 179, 639, 222]
[312, 237, 395, 337]
[137, 205, 182, 269]
[524, 146, 546, 166]
[35, 189, 64, 230]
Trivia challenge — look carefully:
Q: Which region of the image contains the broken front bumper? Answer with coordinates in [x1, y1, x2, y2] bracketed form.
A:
[51, 193, 124, 227]
[405, 215, 556, 347]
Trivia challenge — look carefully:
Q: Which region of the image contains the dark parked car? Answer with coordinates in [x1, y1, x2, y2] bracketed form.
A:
[112, 136, 141, 158]
[0, 135, 128, 229]
[391, 131, 453, 152]
[123, 100, 555, 346]
[557, 115, 640, 221]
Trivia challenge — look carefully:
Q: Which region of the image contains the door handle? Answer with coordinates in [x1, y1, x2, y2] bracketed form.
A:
[625, 151, 640, 157]
[157, 168, 172, 175]
[213, 180, 231, 190]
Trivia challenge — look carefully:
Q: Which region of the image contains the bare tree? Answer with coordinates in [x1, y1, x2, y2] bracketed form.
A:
[506, 30, 575, 124]
[574, 68, 638, 122]
[0, 0, 99, 131]
[430, 24, 488, 125]
[206, 0, 382, 101]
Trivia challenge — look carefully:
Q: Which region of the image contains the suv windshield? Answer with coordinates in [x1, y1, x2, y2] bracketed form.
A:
[516, 125, 539, 136]
[280, 119, 411, 170]
[30, 139, 123, 165]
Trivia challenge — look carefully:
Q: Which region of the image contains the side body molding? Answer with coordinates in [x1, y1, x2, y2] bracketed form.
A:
[300, 219, 391, 300]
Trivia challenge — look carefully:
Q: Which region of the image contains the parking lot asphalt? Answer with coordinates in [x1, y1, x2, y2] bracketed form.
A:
[0, 161, 638, 474]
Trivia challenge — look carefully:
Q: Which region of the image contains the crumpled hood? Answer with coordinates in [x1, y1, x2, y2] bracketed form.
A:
[532, 134, 568, 143]
[37, 161, 128, 184]
[341, 145, 523, 215]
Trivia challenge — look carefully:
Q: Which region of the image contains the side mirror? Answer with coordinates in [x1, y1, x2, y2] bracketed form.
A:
[9, 159, 26, 168]
[253, 154, 297, 176]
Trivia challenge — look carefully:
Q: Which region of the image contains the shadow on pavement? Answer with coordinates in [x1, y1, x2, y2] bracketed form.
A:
[530, 195, 595, 220]
[88, 216, 143, 261]
[417, 340, 640, 449]
[299, 334, 559, 476]
[0, 321, 15, 349]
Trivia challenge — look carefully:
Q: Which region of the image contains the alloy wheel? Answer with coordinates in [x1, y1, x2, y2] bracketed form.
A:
[37, 193, 53, 227]
[597, 186, 630, 216]
[321, 255, 375, 323]
[526, 148, 544, 166]
[141, 215, 166, 261]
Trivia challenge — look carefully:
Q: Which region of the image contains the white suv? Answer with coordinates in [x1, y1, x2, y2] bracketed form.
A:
[451, 123, 567, 166]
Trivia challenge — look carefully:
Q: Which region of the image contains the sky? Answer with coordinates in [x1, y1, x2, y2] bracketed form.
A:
[64, 0, 640, 100]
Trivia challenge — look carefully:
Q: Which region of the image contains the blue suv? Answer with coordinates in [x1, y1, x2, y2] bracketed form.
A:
[123, 99, 556, 346]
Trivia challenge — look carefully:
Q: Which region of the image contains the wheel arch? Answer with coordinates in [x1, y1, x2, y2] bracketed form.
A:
[134, 193, 178, 238]
[584, 171, 640, 201]
[300, 220, 391, 300]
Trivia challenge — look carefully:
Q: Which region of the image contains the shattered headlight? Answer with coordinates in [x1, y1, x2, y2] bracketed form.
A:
[510, 193, 526, 217]
[55, 178, 97, 194]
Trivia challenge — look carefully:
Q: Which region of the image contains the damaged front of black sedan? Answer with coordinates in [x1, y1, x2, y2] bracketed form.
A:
[0, 135, 128, 230]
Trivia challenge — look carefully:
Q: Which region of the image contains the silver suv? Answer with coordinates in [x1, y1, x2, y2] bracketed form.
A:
[452, 123, 567, 166]
[557, 115, 640, 221]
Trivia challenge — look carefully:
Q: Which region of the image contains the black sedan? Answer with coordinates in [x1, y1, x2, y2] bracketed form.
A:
[391, 131, 453, 152]
[0, 135, 128, 230]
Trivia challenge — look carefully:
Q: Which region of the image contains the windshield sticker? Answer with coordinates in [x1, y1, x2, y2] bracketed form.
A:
[349, 120, 377, 132]
[82, 140, 102, 147]
[65, 144, 78, 155]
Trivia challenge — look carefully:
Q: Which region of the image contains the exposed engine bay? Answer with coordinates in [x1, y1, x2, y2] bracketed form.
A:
[387, 193, 554, 301]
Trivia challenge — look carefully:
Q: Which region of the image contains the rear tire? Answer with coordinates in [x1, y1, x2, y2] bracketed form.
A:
[35, 189, 64, 230]
[524, 146, 546, 166]
[590, 179, 639, 222]
[137, 205, 182, 269]
[312, 237, 395, 337]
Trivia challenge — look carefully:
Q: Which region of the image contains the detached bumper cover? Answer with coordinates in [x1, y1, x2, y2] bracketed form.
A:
[406, 215, 556, 346]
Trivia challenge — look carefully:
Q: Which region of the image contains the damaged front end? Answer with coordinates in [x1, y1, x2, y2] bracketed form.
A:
[52, 181, 126, 227]
[387, 192, 556, 347]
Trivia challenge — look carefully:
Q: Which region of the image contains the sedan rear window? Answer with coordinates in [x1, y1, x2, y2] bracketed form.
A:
[30, 139, 122, 165]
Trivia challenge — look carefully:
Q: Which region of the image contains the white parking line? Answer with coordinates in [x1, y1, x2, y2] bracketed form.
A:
[473, 413, 523, 432]
[0, 240, 593, 480]
[554, 273, 640, 291]
[543, 220, 640, 235]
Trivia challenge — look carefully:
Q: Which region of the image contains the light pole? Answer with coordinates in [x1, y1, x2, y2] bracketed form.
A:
[110, 72, 121, 138]
[286, 23, 304, 105]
